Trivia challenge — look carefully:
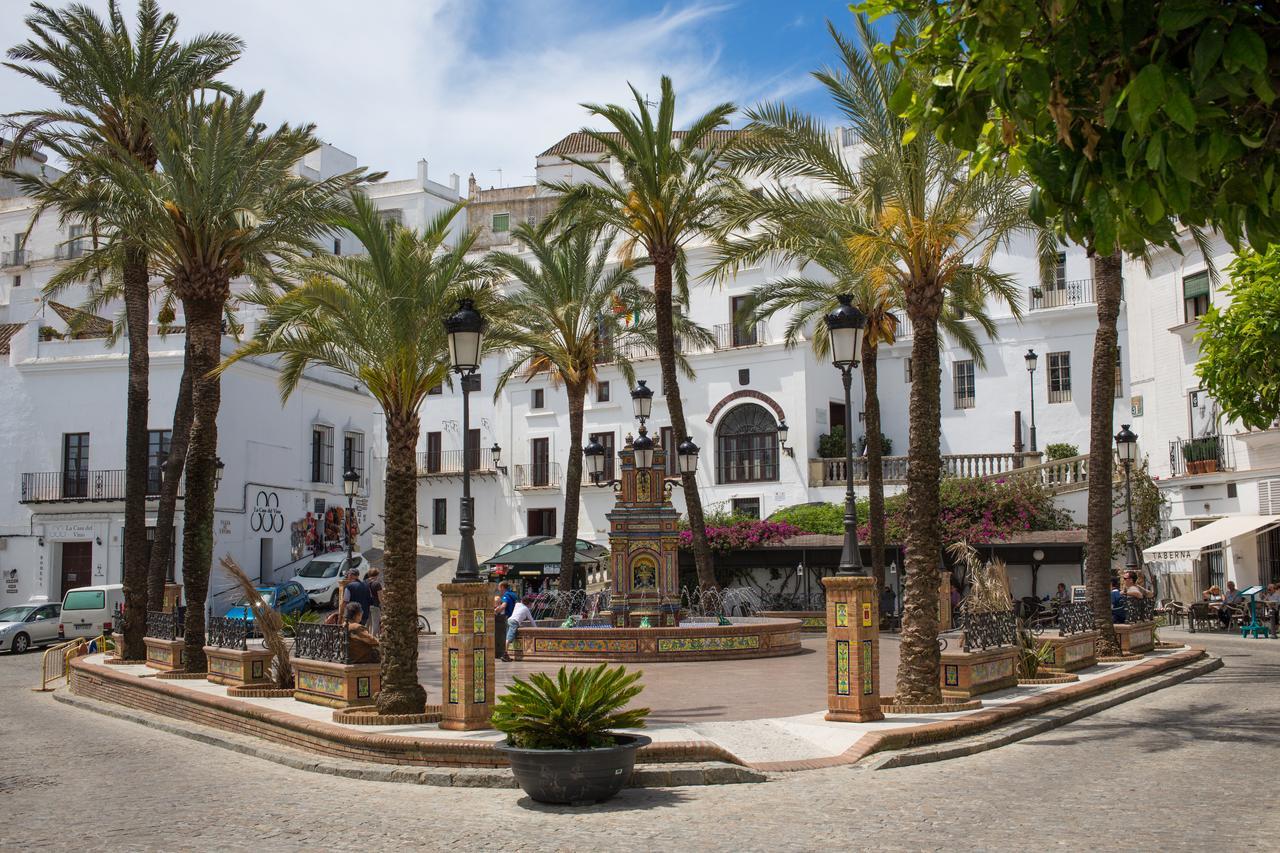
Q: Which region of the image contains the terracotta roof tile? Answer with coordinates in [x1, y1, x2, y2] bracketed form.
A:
[538, 129, 742, 157]
[48, 301, 112, 338]
[0, 322, 23, 355]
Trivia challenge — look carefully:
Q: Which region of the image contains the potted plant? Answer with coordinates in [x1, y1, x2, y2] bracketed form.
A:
[1199, 436, 1220, 473]
[492, 663, 651, 805]
[1181, 440, 1202, 475]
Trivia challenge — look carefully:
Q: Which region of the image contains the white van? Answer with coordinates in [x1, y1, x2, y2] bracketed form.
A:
[59, 584, 125, 639]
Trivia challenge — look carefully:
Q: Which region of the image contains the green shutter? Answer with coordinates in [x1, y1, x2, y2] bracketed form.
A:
[492, 213, 509, 233]
[1182, 271, 1210, 299]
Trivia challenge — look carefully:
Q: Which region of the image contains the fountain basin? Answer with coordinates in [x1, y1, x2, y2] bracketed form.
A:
[507, 616, 803, 663]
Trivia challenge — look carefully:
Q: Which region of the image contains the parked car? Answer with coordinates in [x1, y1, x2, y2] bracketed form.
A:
[289, 552, 370, 609]
[59, 584, 125, 640]
[224, 581, 311, 627]
[0, 599, 62, 654]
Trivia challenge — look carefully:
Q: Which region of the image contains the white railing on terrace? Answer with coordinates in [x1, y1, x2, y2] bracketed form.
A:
[808, 452, 1041, 487]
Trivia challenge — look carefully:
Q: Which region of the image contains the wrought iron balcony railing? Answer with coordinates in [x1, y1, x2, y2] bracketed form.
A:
[712, 321, 766, 350]
[20, 468, 178, 503]
[1028, 278, 1095, 310]
[513, 462, 561, 490]
[1169, 435, 1234, 477]
[417, 447, 499, 477]
[2, 249, 29, 267]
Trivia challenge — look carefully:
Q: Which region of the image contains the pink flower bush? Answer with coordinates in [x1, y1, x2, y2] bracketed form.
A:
[679, 520, 800, 553]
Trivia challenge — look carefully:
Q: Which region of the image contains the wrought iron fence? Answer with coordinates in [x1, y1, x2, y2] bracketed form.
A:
[1124, 597, 1156, 624]
[207, 615, 248, 650]
[960, 609, 1018, 651]
[145, 610, 181, 640]
[292, 622, 350, 663]
[1057, 602, 1096, 636]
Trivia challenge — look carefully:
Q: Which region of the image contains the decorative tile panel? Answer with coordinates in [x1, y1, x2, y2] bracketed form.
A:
[448, 648, 459, 704]
[944, 664, 959, 687]
[972, 656, 1014, 684]
[835, 603, 848, 627]
[208, 656, 238, 677]
[448, 610, 459, 634]
[836, 639, 850, 696]
[472, 609, 485, 634]
[861, 639, 874, 695]
[473, 650, 486, 704]
[657, 635, 760, 653]
[862, 602, 873, 627]
[356, 676, 371, 699]
[533, 638, 639, 654]
[297, 668, 344, 697]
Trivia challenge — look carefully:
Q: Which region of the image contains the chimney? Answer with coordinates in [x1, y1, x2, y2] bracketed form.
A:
[416, 158, 429, 187]
[467, 172, 478, 198]
[449, 172, 460, 195]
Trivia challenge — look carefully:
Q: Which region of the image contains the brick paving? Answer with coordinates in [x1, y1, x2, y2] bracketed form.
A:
[2, 627, 1276, 851]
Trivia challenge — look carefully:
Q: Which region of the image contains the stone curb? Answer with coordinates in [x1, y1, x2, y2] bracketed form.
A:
[859, 652, 1223, 771]
[51, 689, 765, 789]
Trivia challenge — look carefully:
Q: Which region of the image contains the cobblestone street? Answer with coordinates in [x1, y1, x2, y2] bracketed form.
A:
[2, 628, 1277, 852]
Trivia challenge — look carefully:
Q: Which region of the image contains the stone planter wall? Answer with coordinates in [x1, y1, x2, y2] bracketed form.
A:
[756, 611, 825, 633]
[205, 646, 275, 688]
[143, 637, 185, 672]
[291, 658, 380, 708]
[1040, 630, 1100, 673]
[940, 645, 1018, 699]
[507, 617, 802, 663]
[1115, 621, 1156, 655]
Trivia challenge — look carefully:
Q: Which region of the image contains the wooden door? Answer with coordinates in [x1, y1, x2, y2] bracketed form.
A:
[60, 541, 93, 597]
[531, 437, 550, 486]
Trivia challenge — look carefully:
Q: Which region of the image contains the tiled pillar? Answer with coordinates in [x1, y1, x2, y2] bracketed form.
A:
[438, 582, 495, 731]
[822, 575, 884, 722]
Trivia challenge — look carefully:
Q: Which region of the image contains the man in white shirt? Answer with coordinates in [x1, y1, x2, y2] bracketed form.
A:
[501, 598, 536, 662]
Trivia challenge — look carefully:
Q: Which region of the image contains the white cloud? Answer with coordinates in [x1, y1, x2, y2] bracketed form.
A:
[1, 0, 805, 188]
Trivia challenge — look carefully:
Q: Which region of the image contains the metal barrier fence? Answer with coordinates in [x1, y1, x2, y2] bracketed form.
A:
[207, 616, 248, 650]
[293, 622, 350, 664]
[33, 635, 113, 692]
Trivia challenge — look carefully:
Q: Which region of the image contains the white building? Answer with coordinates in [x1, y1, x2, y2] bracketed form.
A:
[1124, 233, 1280, 599]
[412, 132, 1129, 575]
[0, 142, 384, 612]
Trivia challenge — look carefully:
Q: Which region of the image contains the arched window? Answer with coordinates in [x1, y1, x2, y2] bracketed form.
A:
[716, 403, 779, 484]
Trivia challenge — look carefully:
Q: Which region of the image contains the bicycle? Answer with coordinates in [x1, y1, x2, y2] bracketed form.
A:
[417, 613, 433, 635]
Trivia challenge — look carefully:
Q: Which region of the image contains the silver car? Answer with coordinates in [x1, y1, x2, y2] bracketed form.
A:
[0, 602, 62, 654]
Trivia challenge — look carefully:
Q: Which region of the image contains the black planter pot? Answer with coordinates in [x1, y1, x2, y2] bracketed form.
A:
[495, 734, 652, 805]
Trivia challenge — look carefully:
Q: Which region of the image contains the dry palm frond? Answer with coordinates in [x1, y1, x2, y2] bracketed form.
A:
[948, 540, 1012, 614]
[220, 555, 292, 688]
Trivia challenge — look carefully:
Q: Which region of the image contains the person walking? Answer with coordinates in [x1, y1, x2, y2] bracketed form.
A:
[501, 595, 535, 662]
[365, 568, 383, 635]
[494, 580, 517, 660]
[342, 567, 373, 625]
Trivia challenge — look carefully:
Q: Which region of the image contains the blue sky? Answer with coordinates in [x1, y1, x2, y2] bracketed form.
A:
[1, 1, 871, 186]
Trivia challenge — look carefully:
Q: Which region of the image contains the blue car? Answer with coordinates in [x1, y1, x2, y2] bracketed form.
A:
[225, 581, 310, 627]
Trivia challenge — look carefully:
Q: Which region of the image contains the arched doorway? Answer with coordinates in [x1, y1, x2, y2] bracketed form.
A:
[715, 403, 780, 484]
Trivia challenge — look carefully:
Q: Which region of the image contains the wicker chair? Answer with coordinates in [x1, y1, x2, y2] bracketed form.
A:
[1187, 602, 1215, 632]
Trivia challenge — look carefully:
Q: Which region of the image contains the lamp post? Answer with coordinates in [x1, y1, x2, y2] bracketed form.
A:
[214, 456, 224, 489]
[444, 299, 486, 583]
[776, 419, 793, 457]
[343, 468, 359, 568]
[1115, 424, 1140, 574]
[824, 294, 868, 576]
[584, 383, 699, 489]
[1025, 348, 1039, 452]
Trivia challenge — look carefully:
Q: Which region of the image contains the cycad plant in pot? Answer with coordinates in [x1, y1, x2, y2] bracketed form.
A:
[492, 663, 651, 805]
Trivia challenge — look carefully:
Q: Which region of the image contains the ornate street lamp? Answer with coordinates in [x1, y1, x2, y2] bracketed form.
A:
[214, 457, 225, 488]
[632, 426, 655, 470]
[491, 442, 506, 474]
[444, 299, 487, 583]
[1025, 348, 1039, 452]
[676, 436, 700, 476]
[631, 380, 654, 422]
[825, 294, 868, 576]
[343, 468, 359, 567]
[1115, 423, 1140, 574]
[776, 419, 793, 458]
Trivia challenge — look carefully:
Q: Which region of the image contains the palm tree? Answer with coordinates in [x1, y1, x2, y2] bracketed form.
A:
[713, 190, 1007, 593]
[488, 223, 707, 589]
[544, 77, 742, 591]
[4, 0, 242, 660]
[727, 16, 1042, 704]
[39, 91, 368, 670]
[227, 194, 498, 715]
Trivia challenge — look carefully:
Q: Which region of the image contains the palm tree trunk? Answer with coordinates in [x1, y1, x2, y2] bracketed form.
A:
[1086, 251, 1123, 654]
[120, 248, 151, 661]
[147, 346, 192, 612]
[378, 409, 427, 714]
[862, 337, 885, 591]
[179, 298, 223, 673]
[652, 251, 716, 589]
[559, 382, 587, 592]
[895, 297, 945, 705]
